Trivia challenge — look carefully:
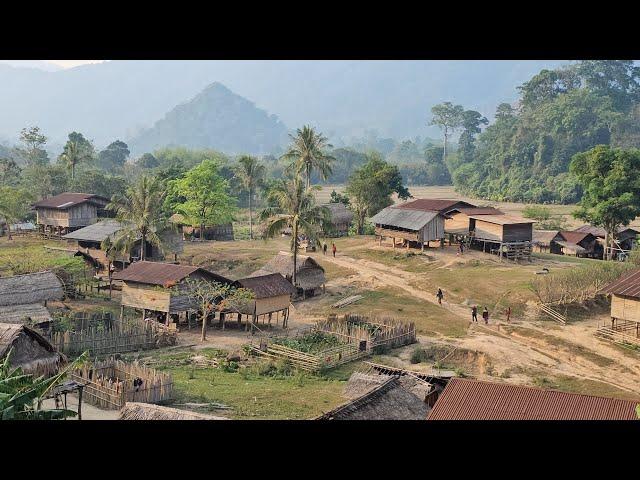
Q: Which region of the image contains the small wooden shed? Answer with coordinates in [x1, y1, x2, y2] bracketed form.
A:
[253, 251, 326, 298]
[233, 273, 296, 328]
[468, 214, 534, 243]
[33, 192, 110, 234]
[370, 206, 445, 250]
[321, 203, 354, 237]
[112, 261, 233, 323]
[532, 230, 563, 254]
[598, 268, 640, 345]
[0, 323, 66, 377]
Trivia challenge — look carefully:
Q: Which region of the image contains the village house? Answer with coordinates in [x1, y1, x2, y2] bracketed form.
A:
[232, 273, 296, 329]
[598, 268, 640, 346]
[532, 230, 563, 254]
[466, 214, 534, 261]
[574, 224, 638, 259]
[0, 271, 64, 327]
[63, 221, 184, 275]
[370, 206, 445, 250]
[321, 203, 354, 237]
[556, 231, 598, 257]
[119, 402, 227, 420]
[112, 261, 233, 326]
[253, 251, 326, 298]
[0, 323, 66, 377]
[427, 378, 640, 420]
[169, 214, 234, 241]
[33, 192, 110, 235]
[444, 206, 504, 237]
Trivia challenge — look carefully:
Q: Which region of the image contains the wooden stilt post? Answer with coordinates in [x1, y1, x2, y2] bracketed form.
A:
[393, 237, 396, 249]
[120, 305, 124, 321]
[165, 311, 170, 326]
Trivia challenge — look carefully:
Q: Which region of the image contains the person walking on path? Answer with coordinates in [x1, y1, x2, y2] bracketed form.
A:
[323, 242, 327, 256]
[459, 242, 464, 255]
[471, 305, 478, 322]
[332, 242, 337, 258]
[436, 288, 444, 305]
[505, 306, 511, 323]
[482, 307, 489, 324]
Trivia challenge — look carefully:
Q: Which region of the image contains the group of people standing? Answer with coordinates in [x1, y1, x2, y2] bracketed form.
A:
[436, 288, 511, 324]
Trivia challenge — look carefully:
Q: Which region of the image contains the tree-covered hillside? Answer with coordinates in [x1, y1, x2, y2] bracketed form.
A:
[448, 61, 640, 204]
[128, 83, 288, 156]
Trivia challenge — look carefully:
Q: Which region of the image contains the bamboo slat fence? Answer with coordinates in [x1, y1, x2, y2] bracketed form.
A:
[250, 314, 415, 371]
[70, 358, 173, 409]
[48, 318, 177, 357]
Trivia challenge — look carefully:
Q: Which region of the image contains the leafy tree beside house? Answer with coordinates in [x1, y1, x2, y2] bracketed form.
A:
[570, 145, 640, 260]
[0, 186, 34, 239]
[346, 152, 411, 235]
[166, 159, 235, 241]
[430, 102, 464, 164]
[58, 132, 95, 180]
[13, 126, 49, 168]
[97, 140, 130, 171]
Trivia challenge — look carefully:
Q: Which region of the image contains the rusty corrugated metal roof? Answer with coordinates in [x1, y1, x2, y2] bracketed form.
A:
[427, 378, 639, 420]
[599, 268, 640, 298]
[456, 207, 504, 215]
[112, 261, 232, 287]
[33, 192, 109, 210]
[559, 231, 593, 245]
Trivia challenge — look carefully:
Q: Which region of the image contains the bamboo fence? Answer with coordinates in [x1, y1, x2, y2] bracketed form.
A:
[70, 358, 173, 409]
[49, 318, 177, 357]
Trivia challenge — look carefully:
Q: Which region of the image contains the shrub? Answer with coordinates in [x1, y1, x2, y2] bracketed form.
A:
[410, 347, 427, 364]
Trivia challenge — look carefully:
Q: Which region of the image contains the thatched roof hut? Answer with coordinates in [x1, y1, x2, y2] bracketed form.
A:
[0, 271, 64, 307]
[316, 375, 429, 420]
[321, 203, 354, 236]
[0, 303, 55, 325]
[0, 323, 65, 376]
[119, 402, 227, 420]
[252, 251, 325, 296]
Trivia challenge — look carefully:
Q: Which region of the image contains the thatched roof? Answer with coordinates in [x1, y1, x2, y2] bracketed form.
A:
[0, 323, 65, 376]
[0, 271, 64, 307]
[234, 273, 296, 299]
[119, 402, 227, 420]
[322, 203, 354, 225]
[316, 375, 429, 420]
[252, 251, 325, 291]
[0, 303, 53, 324]
[532, 230, 561, 246]
[345, 371, 434, 402]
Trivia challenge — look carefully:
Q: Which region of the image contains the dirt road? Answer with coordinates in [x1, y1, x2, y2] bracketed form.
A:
[320, 250, 640, 397]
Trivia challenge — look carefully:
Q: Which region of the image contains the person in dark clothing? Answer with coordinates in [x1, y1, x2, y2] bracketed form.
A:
[505, 306, 511, 323]
[459, 242, 464, 255]
[482, 307, 489, 324]
[332, 242, 336, 257]
[471, 305, 478, 322]
[323, 242, 327, 255]
[436, 288, 444, 305]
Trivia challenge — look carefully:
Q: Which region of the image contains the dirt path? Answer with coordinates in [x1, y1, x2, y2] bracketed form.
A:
[321, 251, 640, 396]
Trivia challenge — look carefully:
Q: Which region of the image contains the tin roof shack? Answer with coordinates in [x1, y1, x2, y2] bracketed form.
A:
[321, 203, 354, 237]
[395, 199, 476, 215]
[370, 207, 445, 251]
[467, 214, 534, 261]
[232, 273, 296, 329]
[574, 224, 638, 259]
[427, 378, 640, 420]
[0, 323, 65, 377]
[532, 230, 563, 254]
[0, 271, 64, 326]
[598, 268, 640, 346]
[112, 261, 233, 324]
[443, 207, 503, 236]
[33, 193, 110, 234]
[556, 231, 598, 257]
[253, 251, 325, 298]
[62, 220, 164, 271]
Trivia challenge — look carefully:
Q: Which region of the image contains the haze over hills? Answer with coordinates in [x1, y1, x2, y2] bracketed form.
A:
[0, 60, 568, 153]
[128, 82, 288, 155]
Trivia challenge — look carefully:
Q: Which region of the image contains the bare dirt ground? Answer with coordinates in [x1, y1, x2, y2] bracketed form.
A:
[318, 245, 640, 399]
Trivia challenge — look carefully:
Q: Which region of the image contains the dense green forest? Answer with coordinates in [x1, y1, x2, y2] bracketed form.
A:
[446, 60, 640, 203]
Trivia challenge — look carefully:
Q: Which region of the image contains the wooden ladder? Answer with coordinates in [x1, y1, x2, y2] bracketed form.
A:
[539, 303, 567, 324]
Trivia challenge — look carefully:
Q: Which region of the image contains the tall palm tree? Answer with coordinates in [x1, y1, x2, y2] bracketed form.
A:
[259, 175, 328, 286]
[107, 175, 167, 261]
[281, 126, 335, 189]
[234, 155, 266, 240]
[59, 141, 92, 180]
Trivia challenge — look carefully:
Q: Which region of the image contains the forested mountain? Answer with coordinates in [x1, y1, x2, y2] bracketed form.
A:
[127, 83, 288, 155]
[0, 60, 565, 148]
[448, 61, 640, 204]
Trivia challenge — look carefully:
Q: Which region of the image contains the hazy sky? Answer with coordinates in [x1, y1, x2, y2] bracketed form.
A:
[48, 60, 105, 68]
